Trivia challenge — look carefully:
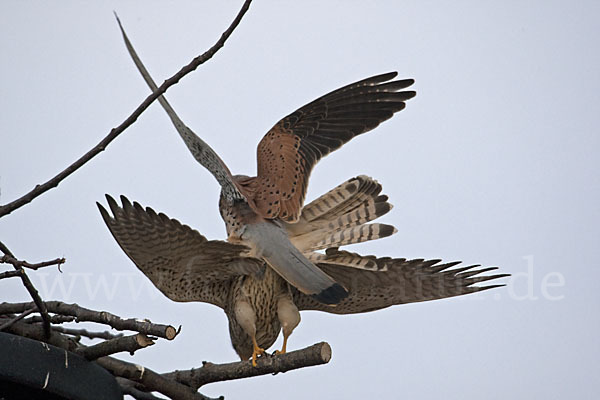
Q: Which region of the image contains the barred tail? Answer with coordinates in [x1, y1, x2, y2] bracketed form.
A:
[286, 176, 397, 252]
[298, 175, 384, 224]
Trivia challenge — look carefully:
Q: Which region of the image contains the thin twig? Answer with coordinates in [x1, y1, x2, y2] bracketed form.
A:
[0, 308, 36, 331]
[0, 0, 253, 218]
[0, 242, 52, 339]
[164, 342, 332, 389]
[0, 269, 22, 280]
[1, 254, 66, 271]
[116, 378, 164, 400]
[0, 301, 177, 340]
[77, 333, 154, 360]
[50, 325, 124, 340]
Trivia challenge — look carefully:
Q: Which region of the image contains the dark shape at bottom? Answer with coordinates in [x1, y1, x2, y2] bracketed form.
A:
[0, 332, 122, 400]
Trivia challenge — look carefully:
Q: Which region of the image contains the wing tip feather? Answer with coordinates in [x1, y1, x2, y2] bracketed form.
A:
[96, 201, 112, 225]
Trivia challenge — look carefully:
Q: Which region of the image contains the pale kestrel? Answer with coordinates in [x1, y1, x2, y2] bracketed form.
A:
[99, 176, 508, 364]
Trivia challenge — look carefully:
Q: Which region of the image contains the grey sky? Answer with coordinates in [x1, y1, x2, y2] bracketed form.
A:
[1, 1, 599, 399]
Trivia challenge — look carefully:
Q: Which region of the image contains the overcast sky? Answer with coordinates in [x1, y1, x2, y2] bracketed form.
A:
[1, 1, 599, 399]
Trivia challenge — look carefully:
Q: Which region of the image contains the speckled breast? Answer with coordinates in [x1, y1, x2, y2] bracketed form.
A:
[226, 268, 289, 359]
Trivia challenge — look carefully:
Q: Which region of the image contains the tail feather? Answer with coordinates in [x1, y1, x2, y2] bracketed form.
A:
[242, 221, 348, 305]
[294, 223, 397, 253]
[287, 176, 396, 251]
[312, 196, 392, 233]
[297, 175, 382, 226]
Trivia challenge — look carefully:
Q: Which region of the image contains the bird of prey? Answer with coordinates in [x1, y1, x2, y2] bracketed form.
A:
[99, 176, 508, 365]
[102, 23, 509, 365]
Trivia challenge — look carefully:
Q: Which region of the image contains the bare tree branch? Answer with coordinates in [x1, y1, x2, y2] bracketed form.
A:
[24, 314, 76, 324]
[77, 333, 155, 360]
[50, 325, 124, 340]
[4, 320, 211, 399]
[164, 342, 332, 389]
[0, 269, 23, 280]
[4, 318, 78, 352]
[2, 300, 331, 399]
[12, 275, 51, 338]
[0, 301, 178, 340]
[0, 242, 53, 339]
[96, 357, 211, 400]
[0, 308, 36, 331]
[116, 378, 165, 400]
[0, 241, 12, 256]
[0, 0, 253, 219]
[1, 254, 66, 271]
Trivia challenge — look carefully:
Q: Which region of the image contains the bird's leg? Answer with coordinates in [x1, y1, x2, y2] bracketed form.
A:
[251, 335, 265, 367]
[277, 331, 291, 355]
[234, 299, 263, 366]
[275, 294, 301, 355]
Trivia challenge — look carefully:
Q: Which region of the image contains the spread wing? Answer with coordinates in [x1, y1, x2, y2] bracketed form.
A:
[251, 72, 416, 222]
[116, 17, 244, 204]
[98, 195, 264, 309]
[292, 248, 509, 314]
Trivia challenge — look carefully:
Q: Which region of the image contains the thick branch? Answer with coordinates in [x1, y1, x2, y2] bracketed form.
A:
[77, 333, 154, 360]
[0, 301, 177, 340]
[0, 0, 252, 218]
[165, 342, 332, 389]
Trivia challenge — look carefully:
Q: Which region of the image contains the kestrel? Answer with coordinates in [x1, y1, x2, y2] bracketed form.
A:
[104, 26, 508, 365]
[98, 176, 508, 364]
[215, 72, 415, 307]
